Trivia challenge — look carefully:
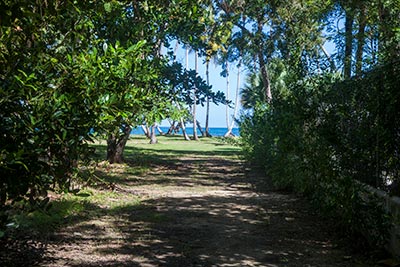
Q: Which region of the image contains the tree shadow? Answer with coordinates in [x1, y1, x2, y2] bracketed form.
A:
[37, 189, 360, 266]
[3, 138, 374, 266]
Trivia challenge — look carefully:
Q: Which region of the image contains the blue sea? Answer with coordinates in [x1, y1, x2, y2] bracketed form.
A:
[131, 126, 240, 137]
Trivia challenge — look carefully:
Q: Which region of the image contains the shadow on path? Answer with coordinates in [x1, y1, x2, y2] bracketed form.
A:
[4, 140, 377, 267]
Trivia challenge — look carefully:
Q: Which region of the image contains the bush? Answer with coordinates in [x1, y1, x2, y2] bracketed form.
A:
[239, 61, 399, 249]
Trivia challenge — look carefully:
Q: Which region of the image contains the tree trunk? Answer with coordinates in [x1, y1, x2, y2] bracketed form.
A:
[355, 6, 366, 76]
[174, 43, 190, 141]
[225, 59, 241, 137]
[179, 119, 191, 141]
[156, 123, 164, 135]
[192, 51, 199, 140]
[196, 120, 205, 136]
[319, 43, 336, 72]
[167, 120, 176, 135]
[257, 19, 272, 102]
[141, 124, 151, 139]
[107, 125, 131, 164]
[258, 51, 272, 102]
[225, 61, 230, 128]
[149, 124, 157, 144]
[344, 9, 354, 79]
[204, 59, 212, 137]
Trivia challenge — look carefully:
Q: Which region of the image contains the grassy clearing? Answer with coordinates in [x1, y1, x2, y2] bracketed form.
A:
[7, 135, 241, 236]
[119, 135, 239, 161]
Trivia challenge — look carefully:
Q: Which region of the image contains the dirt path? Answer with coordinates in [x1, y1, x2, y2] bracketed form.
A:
[34, 142, 377, 266]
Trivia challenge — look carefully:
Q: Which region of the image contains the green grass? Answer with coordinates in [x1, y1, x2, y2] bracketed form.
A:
[7, 135, 240, 235]
[9, 188, 141, 235]
[123, 135, 240, 158]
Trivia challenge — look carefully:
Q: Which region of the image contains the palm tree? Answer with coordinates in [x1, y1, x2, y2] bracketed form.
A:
[192, 50, 199, 140]
[175, 42, 190, 141]
[241, 59, 288, 110]
[240, 72, 265, 110]
[203, 56, 212, 137]
[225, 61, 231, 127]
[224, 59, 242, 137]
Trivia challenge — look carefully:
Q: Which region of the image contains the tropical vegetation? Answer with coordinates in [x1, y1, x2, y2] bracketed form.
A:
[0, 0, 399, 254]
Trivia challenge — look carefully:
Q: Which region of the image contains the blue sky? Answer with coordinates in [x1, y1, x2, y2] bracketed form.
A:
[162, 39, 336, 128]
[162, 46, 244, 128]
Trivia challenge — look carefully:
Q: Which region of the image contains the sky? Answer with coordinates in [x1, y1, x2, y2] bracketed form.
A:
[162, 45, 244, 128]
[162, 39, 337, 128]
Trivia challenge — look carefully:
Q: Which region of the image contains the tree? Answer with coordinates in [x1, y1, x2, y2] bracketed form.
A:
[172, 41, 191, 141]
[192, 51, 200, 140]
[200, 4, 229, 137]
[240, 73, 265, 110]
[102, 0, 220, 153]
[0, 0, 220, 203]
[204, 56, 213, 137]
[0, 0, 133, 202]
[224, 59, 241, 137]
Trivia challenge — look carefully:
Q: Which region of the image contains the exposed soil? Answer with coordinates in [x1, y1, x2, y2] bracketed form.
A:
[1, 143, 380, 266]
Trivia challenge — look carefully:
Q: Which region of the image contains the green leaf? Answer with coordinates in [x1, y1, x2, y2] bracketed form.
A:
[104, 3, 112, 13]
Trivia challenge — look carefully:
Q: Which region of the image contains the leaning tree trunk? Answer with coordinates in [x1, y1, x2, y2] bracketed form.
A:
[141, 124, 151, 139]
[167, 120, 176, 135]
[196, 120, 205, 136]
[107, 125, 131, 164]
[155, 123, 165, 135]
[179, 119, 191, 141]
[225, 59, 241, 137]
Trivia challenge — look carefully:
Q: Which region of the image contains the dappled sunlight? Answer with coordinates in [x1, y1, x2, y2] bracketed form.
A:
[41, 189, 358, 267]
[28, 138, 375, 267]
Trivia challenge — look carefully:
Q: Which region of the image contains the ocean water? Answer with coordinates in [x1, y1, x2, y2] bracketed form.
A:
[131, 126, 240, 137]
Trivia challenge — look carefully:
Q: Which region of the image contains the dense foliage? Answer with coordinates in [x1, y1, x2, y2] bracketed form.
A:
[240, 61, 399, 247]
[236, 0, 399, 250]
[1, 0, 399, 254]
[0, 0, 223, 210]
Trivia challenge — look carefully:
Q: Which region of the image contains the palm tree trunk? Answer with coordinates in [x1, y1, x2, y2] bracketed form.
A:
[204, 59, 212, 137]
[319, 43, 336, 72]
[225, 61, 230, 128]
[225, 59, 241, 137]
[196, 120, 205, 136]
[257, 19, 272, 102]
[192, 51, 199, 140]
[179, 119, 191, 141]
[155, 123, 165, 135]
[174, 100, 190, 141]
[167, 120, 176, 135]
[174, 42, 190, 141]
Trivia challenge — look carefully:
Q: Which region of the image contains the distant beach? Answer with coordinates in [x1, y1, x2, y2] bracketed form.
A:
[131, 126, 240, 137]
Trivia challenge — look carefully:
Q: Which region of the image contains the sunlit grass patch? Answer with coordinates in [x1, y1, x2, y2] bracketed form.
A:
[9, 188, 142, 235]
[7, 136, 240, 237]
